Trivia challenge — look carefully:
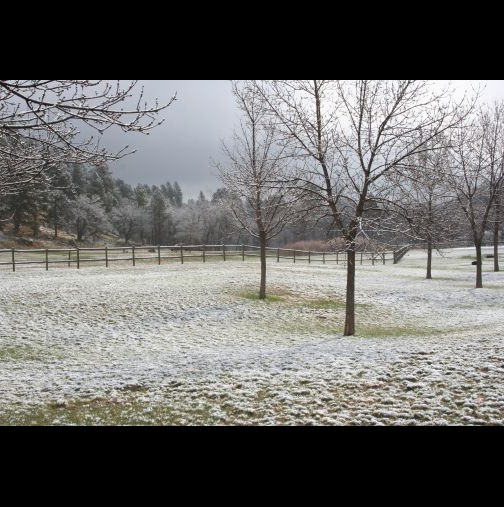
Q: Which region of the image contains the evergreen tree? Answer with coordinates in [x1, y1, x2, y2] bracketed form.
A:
[71, 164, 88, 195]
[87, 164, 116, 212]
[150, 190, 168, 244]
[134, 184, 150, 208]
[161, 181, 175, 205]
[173, 181, 183, 207]
[115, 179, 134, 199]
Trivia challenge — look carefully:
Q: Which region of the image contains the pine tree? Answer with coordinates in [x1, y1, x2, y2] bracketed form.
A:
[173, 181, 183, 207]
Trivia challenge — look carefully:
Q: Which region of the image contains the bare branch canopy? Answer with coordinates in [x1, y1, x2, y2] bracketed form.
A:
[0, 80, 176, 196]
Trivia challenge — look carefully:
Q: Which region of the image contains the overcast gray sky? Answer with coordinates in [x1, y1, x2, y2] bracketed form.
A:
[107, 80, 504, 201]
[108, 80, 238, 200]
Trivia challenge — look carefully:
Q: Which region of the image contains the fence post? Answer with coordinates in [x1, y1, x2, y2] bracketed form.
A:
[223, 244, 226, 261]
[203, 244, 206, 263]
[180, 244, 184, 264]
[158, 245, 161, 265]
[393, 250, 397, 264]
[241, 244, 244, 262]
[11, 248, 15, 272]
[105, 246, 108, 268]
[383, 253, 385, 265]
[360, 251, 363, 265]
[372, 254, 374, 266]
[336, 251, 338, 264]
[45, 249, 49, 271]
[293, 249, 296, 264]
[277, 248, 280, 263]
[68, 249, 71, 267]
[77, 248, 80, 269]
[308, 250, 311, 264]
[323, 252, 325, 265]
[132, 246, 136, 266]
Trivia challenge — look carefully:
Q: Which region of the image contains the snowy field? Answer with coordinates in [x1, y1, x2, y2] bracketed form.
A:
[1, 247, 503, 425]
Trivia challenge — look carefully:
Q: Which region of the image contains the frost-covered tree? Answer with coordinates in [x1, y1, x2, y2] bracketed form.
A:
[45, 164, 75, 238]
[393, 142, 462, 279]
[0, 80, 175, 196]
[173, 181, 183, 207]
[449, 101, 504, 287]
[65, 195, 111, 241]
[161, 181, 175, 204]
[1, 188, 42, 236]
[149, 190, 175, 244]
[258, 80, 468, 334]
[111, 199, 142, 244]
[491, 185, 503, 271]
[87, 164, 117, 212]
[70, 163, 87, 196]
[218, 81, 299, 299]
[134, 184, 150, 208]
[173, 201, 205, 244]
[115, 178, 134, 200]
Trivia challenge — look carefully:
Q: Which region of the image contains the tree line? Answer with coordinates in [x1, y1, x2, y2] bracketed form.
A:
[0, 163, 237, 246]
[0, 159, 347, 248]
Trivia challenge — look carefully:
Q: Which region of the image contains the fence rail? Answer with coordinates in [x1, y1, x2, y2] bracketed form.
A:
[393, 245, 411, 264]
[0, 244, 407, 272]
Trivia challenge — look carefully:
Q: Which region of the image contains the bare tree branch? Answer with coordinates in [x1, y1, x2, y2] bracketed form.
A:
[0, 80, 176, 196]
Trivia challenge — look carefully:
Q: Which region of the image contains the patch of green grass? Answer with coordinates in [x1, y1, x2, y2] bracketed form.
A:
[300, 298, 346, 310]
[357, 325, 444, 338]
[0, 345, 43, 361]
[0, 395, 183, 426]
[299, 298, 371, 310]
[0, 389, 247, 426]
[238, 291, 284, 302]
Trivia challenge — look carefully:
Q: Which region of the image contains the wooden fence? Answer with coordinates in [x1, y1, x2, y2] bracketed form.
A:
[393, 245, 410, 264]
[0, 244, 409, 272]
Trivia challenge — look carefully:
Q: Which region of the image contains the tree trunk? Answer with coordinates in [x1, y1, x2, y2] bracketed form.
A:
[259, 232, 266, 300]
[344, 249, 356, 336]
[54, 198, 58, 238]
[77, 218, 85, 242]
[32, 217, 39, 237]
[13, 210, 21, 234]
[475, 242, 483, 288]
[426, 197, 433, 280]
[493, 221, 499, 272]
[426, 239, 432, 279]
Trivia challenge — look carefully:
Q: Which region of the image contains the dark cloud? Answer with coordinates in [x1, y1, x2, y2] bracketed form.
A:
[107, 80, 238, 200]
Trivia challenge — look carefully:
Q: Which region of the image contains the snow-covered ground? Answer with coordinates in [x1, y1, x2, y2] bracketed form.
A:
[0, 248, 503, 425]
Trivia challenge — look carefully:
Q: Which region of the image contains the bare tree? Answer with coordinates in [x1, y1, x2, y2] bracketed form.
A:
[64, 195, 110, 242]
[487, 103, 504, 272]
[111, 199, 142, 244]
[449, 101, 504, 287]
[0, 80, 175, 196]
[217, 81, 298, 299]
[258, 80, 467, 335]
[492, 186, 503, 271]
[392, 143, 462, 279]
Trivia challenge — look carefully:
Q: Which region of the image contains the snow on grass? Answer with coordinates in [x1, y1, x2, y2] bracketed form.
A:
[0, 248, 503, 425]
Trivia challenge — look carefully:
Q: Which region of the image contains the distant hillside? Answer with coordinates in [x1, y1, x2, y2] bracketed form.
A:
[0, 225, 118, 249]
